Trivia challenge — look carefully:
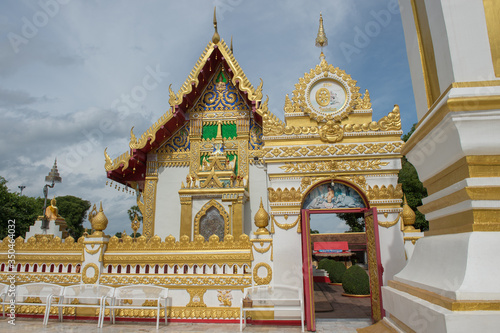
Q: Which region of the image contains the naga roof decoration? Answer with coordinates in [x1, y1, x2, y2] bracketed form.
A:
[105, 37, 267, 188]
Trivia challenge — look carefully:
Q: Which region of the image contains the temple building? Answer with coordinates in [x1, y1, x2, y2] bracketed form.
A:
[101, 11, 407, 328]
[1, 8, 455, 331]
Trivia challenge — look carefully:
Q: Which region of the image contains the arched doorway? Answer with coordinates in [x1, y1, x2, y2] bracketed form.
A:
[300, 178, 384, 331]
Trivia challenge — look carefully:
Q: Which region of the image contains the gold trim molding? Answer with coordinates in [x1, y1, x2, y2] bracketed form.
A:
[0, 273, 81, 284]
[99, 274, 251, 287]
[389, 280, 500, 311]
[279, 159, 389, 173]
[0, 235, 83, 252]
[107, 233, 251, 251]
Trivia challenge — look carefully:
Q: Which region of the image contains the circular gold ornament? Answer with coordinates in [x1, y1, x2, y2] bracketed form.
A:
[253, 262, 272, 285]
[82, 263, 99, 284]
[315, 88, 331, 106]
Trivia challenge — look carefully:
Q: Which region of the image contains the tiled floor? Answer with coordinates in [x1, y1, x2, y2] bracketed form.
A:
[0, 317, 372, 332]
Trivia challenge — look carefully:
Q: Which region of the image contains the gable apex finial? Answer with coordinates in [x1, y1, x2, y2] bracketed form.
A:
[212, 7, 220, 44]
[315, 12, 328, 59]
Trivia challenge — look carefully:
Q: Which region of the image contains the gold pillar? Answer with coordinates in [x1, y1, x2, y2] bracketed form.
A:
[142, 176, 158, 239]
[180, 197, 193, 240]
[232, 196, 243, 237]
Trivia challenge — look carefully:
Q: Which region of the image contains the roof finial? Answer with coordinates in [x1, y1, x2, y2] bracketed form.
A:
[212, 7, 220, 44]
[315, 13, 328, 60]
[230, 35, 233, 53]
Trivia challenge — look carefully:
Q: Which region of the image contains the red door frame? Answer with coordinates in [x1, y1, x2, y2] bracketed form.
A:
[300, 207, 384, 331]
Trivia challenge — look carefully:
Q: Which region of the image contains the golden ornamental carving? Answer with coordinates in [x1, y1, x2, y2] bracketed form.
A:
[279, 159, 390, 173]
[217, 290, 233, 307]
[170, 39, 261, 109]
[113, 306, 240, 320]
[253, 262, 272, 286]
[404, 236, 422, 245]
[254, 198, 270, 236]
[142, 177, 158, 239]
[88, 202, 108, 237]
[106, 233, 251, 252]
[84, 244, 103, 255]
[365, 213, 382, 322]
[354, 89, 372, 109]
[367, 184, 403, 200]
[378, 212, 402, 228]
[186, 288, 207, 307]
[361, 89, 371, 109]
[344, 105, 401, 132]
[261, 142, 403, 159]
[0, 273, 81, 284]
[271, 215, 301, 232]
[252, 242, 272, 254]
[194, 67, 249, 113]
[82, 263, 99, 284]
[193, 200, 230, 240]
[259, 96, 322, 137]
[0, 234, 83, 252]
[319, 120, 344, 143]
[289, 58, 360, 122]
[268, 187, 302, 203]
[402, 194, 419, 232]
[99, 274, 252, 288]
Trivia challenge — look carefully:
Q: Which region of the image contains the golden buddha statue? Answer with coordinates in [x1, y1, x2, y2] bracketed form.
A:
[45, 197, 60, 220]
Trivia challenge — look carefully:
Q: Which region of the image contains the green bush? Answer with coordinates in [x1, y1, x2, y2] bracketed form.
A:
[322, 259, 335, 273]
[318, 258, 331, 270]
[342, 265, 370, 295]
[327, 261, 346, 283]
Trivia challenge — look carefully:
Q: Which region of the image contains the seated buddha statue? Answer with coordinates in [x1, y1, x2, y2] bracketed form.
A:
[45, 197, 60, 220]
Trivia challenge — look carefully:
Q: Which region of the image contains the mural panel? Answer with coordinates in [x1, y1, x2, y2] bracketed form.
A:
[304, 182, 365, 209]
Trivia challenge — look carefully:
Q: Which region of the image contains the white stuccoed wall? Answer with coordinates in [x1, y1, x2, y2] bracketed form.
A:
[154, 165, 188, 239]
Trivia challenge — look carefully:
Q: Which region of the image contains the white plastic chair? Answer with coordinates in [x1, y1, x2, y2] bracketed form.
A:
[99, 284, 168, 329]
[13, 282, 64, 322]
[43, 283, 114, 327]
[0, 282, 9, 317]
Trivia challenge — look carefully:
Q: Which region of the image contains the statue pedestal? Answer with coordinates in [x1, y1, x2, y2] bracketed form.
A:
[25, 218, 68, 239]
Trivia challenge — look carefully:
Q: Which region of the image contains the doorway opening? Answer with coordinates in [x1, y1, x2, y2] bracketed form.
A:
[309, 212, 370, 320]
[300, 179, 384, 331]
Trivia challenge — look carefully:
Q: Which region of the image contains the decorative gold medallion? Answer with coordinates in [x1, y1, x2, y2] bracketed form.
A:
[253, 262, 272, 285]
[315, 88, 331, 106]
[82, 263, 99, 284]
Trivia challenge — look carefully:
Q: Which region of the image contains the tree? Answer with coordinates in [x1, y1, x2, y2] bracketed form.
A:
[337, 213, 365, 232]
[0, 176, 45, 239]
[398, 124, 429, 231]
[127, 205, 143, 223]
[56, 195, 91, 239]
[0, 176, 91, 239]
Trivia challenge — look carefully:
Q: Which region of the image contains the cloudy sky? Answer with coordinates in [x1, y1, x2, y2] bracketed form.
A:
[0, 0, 417, 236]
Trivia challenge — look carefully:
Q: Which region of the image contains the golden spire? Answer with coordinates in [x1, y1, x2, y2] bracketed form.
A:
[212, 7, 220, 44]
[230, 35, 233, 53]
[315, 13, 328, 59]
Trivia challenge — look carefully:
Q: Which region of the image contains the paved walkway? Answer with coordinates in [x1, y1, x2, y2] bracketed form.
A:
[315, 282, 371, 319]
[0, 317, 372, 332]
